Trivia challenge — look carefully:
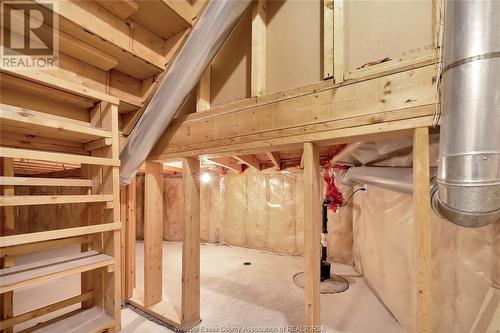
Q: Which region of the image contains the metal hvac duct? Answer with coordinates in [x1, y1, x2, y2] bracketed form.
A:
[339, 167, 415, 195]
[433, 0, 500, 227]
[119, 0, 253, 186]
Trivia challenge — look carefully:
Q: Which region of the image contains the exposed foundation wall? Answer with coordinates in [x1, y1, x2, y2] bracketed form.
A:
[353, 186, 499, 333]
[134, 168, 353, 263]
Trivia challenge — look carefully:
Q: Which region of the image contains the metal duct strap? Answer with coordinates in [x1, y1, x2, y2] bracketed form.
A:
[119, 0, 253, 186]
[434, 0, 500, 227]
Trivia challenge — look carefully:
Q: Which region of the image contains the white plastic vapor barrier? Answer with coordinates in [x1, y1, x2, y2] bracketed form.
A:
[119, 0, 253, 186]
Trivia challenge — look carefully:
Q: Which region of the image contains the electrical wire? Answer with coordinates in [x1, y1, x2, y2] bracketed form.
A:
[341, 187, 366, 207]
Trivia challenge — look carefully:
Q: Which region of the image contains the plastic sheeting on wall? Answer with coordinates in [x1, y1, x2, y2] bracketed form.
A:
[133, 167, 354, 263]
[353, 185, 499, 333]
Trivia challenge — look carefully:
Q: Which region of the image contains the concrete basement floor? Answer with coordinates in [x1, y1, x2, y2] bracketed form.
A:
[121, 242, 405, 333]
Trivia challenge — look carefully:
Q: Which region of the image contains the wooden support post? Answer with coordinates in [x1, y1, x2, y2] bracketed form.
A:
[323, 0, 334, 79]
[413, 127, 432, 333]
[144, 161, 163, 307]
[333, 0, 344, 83]
[120, 187, 127, 300]
[196, 68, 211, 112]
[251, 0, 266, 97]
[181, 158, 201, 326]
[303, 142, 321, 326]
[125, 177, 137, 298]
[1, 157, 15, 333]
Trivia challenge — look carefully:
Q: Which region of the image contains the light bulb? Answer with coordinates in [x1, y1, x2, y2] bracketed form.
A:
[201, 172, 212, 184]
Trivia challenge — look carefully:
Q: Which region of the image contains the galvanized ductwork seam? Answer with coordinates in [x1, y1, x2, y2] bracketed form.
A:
[434, 0, 500, 227]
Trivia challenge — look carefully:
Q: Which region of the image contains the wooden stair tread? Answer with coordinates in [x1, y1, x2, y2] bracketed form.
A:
[28, 306, 114, 333]
[0, 104, 112, 143]
[0, 251, 113, 293]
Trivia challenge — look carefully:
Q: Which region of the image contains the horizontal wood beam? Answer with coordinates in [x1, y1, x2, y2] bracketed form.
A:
[0, 235, 93, 257]
[0, 223, 121, 247]
[150, 63, 437, 160]
[0, 147, 120, 167]
[0, 194, 113, 207]
[0, 69, 119, 104]
[0, 104, 112, 143]
[160, 0, 193, 24]
[0, 177, 92, 187]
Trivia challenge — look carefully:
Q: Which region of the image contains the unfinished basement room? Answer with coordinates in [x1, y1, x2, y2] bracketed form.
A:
[0, 0, 499, 332]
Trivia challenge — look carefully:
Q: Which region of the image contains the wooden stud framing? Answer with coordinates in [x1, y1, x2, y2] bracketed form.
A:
[413, 127, 432, 333]
[323, 0, 334, 79]
[1, 157, 14, 333]
[251, 0, 267, 97]
[125, 177, 137, 298]
[233, 155, 261, 171]
[181, 158, 201, 325]
[333, 0, 344, 83]
[196, 68, 211, 112]
[144, 162, 164, 307]
[303, 142, 321, 326]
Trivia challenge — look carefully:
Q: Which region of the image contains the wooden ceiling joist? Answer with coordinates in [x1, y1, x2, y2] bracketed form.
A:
[205, 157, 241, 173]
[266, 152, 281, 170]
[233, 155, 261, 171]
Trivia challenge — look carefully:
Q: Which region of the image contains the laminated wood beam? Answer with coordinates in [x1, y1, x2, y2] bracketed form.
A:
[0, 104, 112, 143]
[95, 0, 139, 20]
[303, 142, 321, 326]
[0, 194, 113, 207]
[144, 162, 163, 307]
[181, 158, 200, 326]
[0, 68, 119, 105]
[413, 127, 432, 333]
[0, 177, 92, 187]
[266, 152, 281, 170]
[0, 223, 121, 247]
[150, 63, 437, 160]
[0, 147, 120, 167]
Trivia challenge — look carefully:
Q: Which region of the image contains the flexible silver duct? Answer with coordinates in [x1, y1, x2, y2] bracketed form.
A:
[119, 0, 253, 186]
[433, 0, 500, 227]
[339, 167, 414, 194]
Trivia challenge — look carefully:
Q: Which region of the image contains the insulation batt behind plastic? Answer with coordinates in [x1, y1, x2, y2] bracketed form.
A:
[344, 138, 499, 333]
[119, 0, 252, 186]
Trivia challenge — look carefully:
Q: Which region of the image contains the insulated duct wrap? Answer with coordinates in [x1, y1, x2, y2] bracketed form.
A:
[434, 0, 500, 227]
[119, 0, 253, 186]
